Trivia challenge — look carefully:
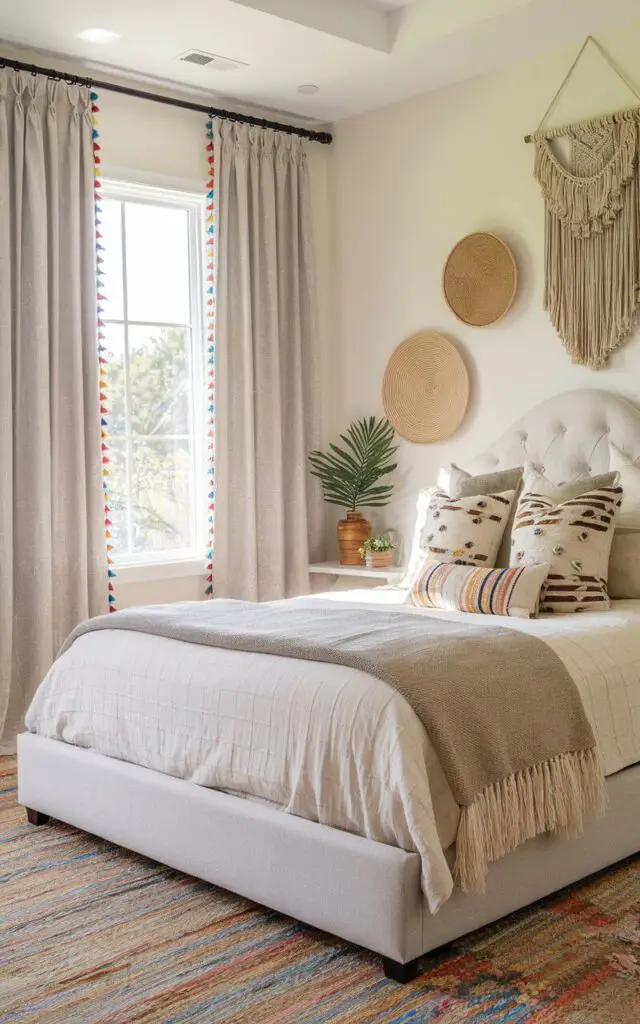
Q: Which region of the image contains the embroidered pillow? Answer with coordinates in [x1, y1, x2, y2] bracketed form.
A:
[447, 465, 524, 568]
[510, 486, 623, 613]
[411, 561, 550, 618]
[415, 489, 515, 569]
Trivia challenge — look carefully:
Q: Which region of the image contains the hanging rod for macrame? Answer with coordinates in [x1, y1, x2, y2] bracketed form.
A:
[524, 36, 640, 143]
[0, 54, 333, 145]
[524, 102, 640, 144]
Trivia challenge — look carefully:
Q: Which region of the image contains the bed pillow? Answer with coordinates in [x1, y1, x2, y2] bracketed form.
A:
[510, 485, 623, 613]
[606, 446, 640, 598]
[522, 465, 619, 502]
[406, 469, 521, 582]
[411, 488, 515, 571]
[429, 465, 523, 570]
[608, 530, 640, 600]
[410, 560, 550, 618]
[445, 464, 523, 498]
[608, 445, 640, 527]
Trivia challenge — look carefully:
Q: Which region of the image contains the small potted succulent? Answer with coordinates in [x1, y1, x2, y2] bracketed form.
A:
[359, 534, 396, 570]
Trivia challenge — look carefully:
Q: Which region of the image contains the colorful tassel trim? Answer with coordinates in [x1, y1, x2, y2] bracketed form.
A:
[205, 119, 216, 598]
[93, 92, 116, 612]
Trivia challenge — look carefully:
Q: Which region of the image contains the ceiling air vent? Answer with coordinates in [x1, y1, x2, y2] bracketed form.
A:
[176, 49, 248, 72]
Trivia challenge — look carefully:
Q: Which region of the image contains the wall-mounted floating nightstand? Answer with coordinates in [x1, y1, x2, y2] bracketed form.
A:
[309, 561, 406, 585]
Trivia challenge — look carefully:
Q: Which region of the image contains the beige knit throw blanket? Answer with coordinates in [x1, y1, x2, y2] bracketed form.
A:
[61, 599, 607, 892]
[534, 113, 640, 368]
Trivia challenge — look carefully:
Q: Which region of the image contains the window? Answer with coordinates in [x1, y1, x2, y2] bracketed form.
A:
[100, 181, 205, 565]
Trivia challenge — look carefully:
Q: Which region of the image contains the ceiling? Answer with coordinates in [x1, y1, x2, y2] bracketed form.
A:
[0, 0, 639, 123]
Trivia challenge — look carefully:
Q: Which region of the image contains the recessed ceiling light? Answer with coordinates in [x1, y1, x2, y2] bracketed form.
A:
[76, 28, 121, 44]
[297, 84, 319, 95]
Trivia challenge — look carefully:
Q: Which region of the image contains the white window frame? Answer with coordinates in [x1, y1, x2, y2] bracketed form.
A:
[101, 179, 207, 579]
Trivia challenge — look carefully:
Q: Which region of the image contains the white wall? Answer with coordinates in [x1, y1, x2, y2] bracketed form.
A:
[3, 46, 331, 607]
[328, 23, 640, 562]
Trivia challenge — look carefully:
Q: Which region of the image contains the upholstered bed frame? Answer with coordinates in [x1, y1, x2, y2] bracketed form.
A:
[17, 389, 640, 983]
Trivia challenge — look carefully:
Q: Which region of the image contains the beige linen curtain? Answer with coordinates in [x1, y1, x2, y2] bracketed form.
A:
[213, 120, 323, 600]
[0, 70, 106, 750]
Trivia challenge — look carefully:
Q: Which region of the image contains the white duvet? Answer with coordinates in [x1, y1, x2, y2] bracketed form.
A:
[25, 590, 640, 913]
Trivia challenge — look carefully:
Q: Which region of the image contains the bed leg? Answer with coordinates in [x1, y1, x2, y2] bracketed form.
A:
[382, 956, 421, 983]
[26, 808, 50, 826]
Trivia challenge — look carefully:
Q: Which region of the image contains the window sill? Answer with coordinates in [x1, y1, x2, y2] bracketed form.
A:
[113, 558, 205, 584]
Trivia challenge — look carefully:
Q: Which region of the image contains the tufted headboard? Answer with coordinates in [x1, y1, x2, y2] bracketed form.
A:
[464, 389, 640, 484]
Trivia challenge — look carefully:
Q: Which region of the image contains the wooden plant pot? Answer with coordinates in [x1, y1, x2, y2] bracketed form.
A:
[364, 550, 395, 570]
[337, 511, 371, 565]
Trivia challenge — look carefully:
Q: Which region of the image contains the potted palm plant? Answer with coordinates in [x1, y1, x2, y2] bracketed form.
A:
[309, 417, 398, 565]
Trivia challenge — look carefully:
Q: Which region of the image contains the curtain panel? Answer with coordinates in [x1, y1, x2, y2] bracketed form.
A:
[0, 70, 107, 749]
[212, 120, 323, 601]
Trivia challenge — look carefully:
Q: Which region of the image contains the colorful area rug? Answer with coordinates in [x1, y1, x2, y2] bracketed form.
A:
[2, 755, 639, 1023]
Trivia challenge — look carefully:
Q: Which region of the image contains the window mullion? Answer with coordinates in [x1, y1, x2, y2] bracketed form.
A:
[120, 202, 135, 556]
[188, 205, 206, 555]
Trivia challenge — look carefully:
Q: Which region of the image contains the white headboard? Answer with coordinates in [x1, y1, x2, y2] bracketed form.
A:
[465, 389, 640, 484]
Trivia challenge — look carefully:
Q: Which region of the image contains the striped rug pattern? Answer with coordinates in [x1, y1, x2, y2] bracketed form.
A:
[2, 755, 639, 1022]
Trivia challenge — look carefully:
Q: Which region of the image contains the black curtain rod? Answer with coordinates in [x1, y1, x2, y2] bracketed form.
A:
[0, 54, 333, 145]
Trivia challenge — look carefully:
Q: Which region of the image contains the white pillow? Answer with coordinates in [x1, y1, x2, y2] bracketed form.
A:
[608, 444, 640, 527]
[404, 487, 438, 583]
[606, 445, 640, 598]
[445, 464, 523, 498]
[511, 484, 622, 613]
[609, 531, 640, 600]
[522, 464, 619, 502]
[412, 488, 515, 572]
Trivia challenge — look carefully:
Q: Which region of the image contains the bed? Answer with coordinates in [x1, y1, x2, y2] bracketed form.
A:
[17, 388, 640, 983]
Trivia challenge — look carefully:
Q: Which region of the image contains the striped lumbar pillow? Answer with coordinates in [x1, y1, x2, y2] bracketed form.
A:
[411, 561, 550, 618]
[510, 486, 623, 613]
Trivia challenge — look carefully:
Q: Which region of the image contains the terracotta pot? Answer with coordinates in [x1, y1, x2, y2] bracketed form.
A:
[337, 511, 371, 565]
[364, 549, 395, 569]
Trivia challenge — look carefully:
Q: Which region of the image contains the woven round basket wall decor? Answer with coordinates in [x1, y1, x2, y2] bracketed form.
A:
[382, 331, 469, 443]
[443, 232, 517, 326]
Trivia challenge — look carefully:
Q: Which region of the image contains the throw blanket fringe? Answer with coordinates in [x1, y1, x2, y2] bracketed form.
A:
[456, 748, 608, 891]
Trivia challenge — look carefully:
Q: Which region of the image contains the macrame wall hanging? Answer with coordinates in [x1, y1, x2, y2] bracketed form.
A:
[526, 37, 640, 369]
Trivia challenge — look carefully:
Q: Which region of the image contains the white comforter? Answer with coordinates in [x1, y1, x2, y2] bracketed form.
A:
[25, 590, 640, 913]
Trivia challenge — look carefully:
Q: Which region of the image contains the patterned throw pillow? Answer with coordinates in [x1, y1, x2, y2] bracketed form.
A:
[411, 561, 550, 618]
[510, 486, 623, 613]
[447, 465, 524, 568]
[405, 472, 521, 581]
[415, 489, 515, 569]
